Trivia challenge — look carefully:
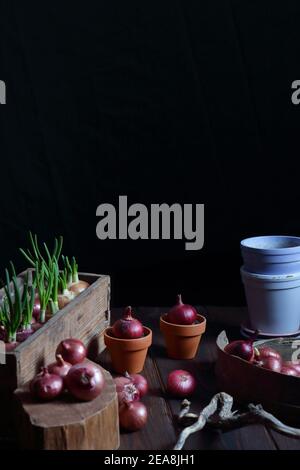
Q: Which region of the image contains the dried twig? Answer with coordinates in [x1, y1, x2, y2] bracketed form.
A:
[174, 393, 300, 450]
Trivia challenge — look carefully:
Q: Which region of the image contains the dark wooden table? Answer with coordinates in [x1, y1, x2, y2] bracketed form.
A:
[101, 306, 300, 450]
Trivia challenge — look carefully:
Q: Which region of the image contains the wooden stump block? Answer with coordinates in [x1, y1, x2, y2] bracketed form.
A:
[14, 364, 120, 450]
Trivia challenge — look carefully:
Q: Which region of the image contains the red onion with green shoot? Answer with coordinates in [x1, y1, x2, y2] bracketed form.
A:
[35, 261, 55, 323]
[166, 295, 197, 325]
[16, 272, 35, 342]
[114, 375, 140, 404]
[112, 306, 144, 339]
[0, 264, 27, 347]
[62, 255, 89, 295]
[58, 268, 74, 309]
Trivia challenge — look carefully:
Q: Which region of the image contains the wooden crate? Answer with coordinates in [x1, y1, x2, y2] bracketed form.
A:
[0, 271, 110, 436]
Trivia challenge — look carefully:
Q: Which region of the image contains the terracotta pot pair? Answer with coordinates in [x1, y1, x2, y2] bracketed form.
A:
[160, 314, 206, 359]
[104, 327, 152, 374]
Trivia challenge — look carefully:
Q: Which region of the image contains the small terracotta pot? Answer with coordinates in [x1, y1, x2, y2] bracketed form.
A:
[160, 314, 206, 359]
[104, 326, 152, 374]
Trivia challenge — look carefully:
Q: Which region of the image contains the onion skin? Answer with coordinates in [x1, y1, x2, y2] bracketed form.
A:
[225, 340, 255, 362]
[48, 354, 72, 379]
[56, 338, 87, 365]
[58, 294, 73, 309]
[167, 370, 196, 398]
[30, 367, 63, 401]
[65, 362, 105, 401]
[112, 306, 144, 339]
[128, 373, 148, 398]
[166, 294, 197, 325]
[114, 376, 140, 405]
[119, 401, 148, 432]
[31, 322, 43, 332]
[69, 281, 89, 296]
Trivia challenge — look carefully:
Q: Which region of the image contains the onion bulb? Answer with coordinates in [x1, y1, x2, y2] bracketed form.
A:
[225, 339, 255, 362]
[65, 361, 105, 401]
[166, 294, 197, 325]
[48, 354, 72, 379]
[119, 401, 148, 431]
[114, 376, 140, 404]
[69, 280, 89, 296]
[56, 338, 87, 365]
[112, 306, 144, 339]
[126, 372, 148, 397]
[167, 370, 196, 397]
[30, 367, 63, 401]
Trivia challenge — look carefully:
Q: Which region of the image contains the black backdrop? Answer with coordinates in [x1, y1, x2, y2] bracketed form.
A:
[0, 0, 300, 307]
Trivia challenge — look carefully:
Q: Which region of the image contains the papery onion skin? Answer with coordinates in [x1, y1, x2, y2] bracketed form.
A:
[30, 367, 63, 401]
[114, 376, 140, 404]
[48, 354, 72, 379]
[119, 401, 148, 432]
[112, 306, 144, 339]
[166, 294, 197, 325]
[56, 338, 87, 365]
[65, 362, 105, 401]
[167, 370, 196, 398]
[129, 373, 148, 397]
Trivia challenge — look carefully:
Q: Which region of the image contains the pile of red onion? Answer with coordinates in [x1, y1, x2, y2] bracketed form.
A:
[225, 338, 300, 377]
[30, 338, 105, 402]
[114, 372, 148, 432]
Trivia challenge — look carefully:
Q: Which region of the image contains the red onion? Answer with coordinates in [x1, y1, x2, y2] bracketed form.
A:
[48, 354, 72, 379]
[56, 338, 87, 365]
[65, 361, 105, 401]
[31, 321, 43, 332]
[16, 326, 33, 343]
[256, 356, 282, 373]
[225, 339, 255, 362]
[282, 361, 300, 375]
[30, 367, 63, 401]
[5, 341, 19, 352]
[119, 401, 148, 432]
[255, 346, 281, 361]
[281, 364, 298, 376]
[69, 280, 89, 295]
[112, 306, 144, 339]
[166, 294, 197, 325]
[33, 296, 41, 320]
[114, 376, 140, 404]
[126, 372, 148, 397]
[167, 370, 196, 397]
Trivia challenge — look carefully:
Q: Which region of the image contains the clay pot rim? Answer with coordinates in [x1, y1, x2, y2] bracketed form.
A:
[104, 326, 152, 343]
[160, 313, 206, 330]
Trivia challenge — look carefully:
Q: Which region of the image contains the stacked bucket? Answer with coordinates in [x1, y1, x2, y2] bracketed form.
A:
[240, 236, 300, 336]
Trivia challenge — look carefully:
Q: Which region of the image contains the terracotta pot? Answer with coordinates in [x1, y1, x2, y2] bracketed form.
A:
[160, 314, 206, 359]
[104, 326, 152, 374]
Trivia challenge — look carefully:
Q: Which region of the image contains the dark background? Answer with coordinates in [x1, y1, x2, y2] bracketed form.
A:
[0, 0, 300, 307]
